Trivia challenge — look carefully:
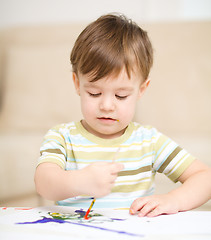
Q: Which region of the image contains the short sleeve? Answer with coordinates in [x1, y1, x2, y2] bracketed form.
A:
[38, 125, 67, 169]
[152, 132, 195, 182]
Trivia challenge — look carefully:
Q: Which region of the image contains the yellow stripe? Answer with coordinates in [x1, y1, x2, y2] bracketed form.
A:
[116, 176, 151, 184]
[65, 148, 154, 162]
[66, 137, 157, 149]
[112, 181, 152, 193]
[37, 157, 65, 169]
[166, 152, 189, 175]
[114, 208, 130, 210]
[168, 155, 195, 182]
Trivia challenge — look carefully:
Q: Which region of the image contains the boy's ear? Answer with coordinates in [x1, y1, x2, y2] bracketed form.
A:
[138, 78, 150, 98]
[72, 72, 80, 95]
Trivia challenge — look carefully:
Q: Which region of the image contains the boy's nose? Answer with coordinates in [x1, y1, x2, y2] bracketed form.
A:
[99, 96, 115, 111]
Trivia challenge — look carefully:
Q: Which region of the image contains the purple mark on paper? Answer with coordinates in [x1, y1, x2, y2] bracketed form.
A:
[15, 209, 144, 237]
[17, 217, 143, 237]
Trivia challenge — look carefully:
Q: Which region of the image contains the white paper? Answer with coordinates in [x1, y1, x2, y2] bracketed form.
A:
[0, 206, 211, 240]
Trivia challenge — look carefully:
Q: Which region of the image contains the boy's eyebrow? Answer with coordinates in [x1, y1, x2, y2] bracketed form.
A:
[84, 82, 135, 92]
[84, 82, 100, 88]
[116, 87, 134, 92]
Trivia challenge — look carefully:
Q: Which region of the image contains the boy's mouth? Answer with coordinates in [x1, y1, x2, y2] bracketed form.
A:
[97, 117, 118, 122]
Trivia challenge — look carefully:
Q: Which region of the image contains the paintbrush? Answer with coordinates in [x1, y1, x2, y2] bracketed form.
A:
[84, 198, 96, 219]
[84, 147, 121, 220]
[112, 147, 120, 162]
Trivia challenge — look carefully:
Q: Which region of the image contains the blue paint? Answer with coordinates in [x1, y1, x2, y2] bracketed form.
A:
[16, 216, 144, 238]
[17, 217, 65, 224]
[75, 209, 86, 217]
[110, 218, 126, 221]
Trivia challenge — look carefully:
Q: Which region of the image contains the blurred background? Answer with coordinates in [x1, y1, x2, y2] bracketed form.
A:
[1, 0, 211, 27]
[0, 0, 211, 208]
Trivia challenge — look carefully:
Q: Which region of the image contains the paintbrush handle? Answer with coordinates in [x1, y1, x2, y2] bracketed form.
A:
[84, 198, 96, 219]
[112, 147, 120, 162]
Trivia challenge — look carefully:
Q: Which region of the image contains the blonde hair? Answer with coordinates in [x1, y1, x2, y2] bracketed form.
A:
[70, 13, 153, 82]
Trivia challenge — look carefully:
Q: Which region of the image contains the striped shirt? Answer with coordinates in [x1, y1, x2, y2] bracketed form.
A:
[38, 121, 195, 208]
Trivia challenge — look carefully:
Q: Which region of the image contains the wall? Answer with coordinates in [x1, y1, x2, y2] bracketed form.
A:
[0, 0, 211, 208]
[0, 0, 211, 29]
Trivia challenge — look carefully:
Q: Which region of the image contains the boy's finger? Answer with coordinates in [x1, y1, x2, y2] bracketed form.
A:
[110, 162, 124, 174]
[146, 207, 162, 217]
[138, 201, 157, 217]
[129, 197, 148, 215]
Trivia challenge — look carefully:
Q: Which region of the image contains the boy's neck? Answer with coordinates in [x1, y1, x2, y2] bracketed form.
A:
[81, 120, 127, 139]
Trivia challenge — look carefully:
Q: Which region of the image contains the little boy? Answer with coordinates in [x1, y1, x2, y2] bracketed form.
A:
[35, 13, 211, 217]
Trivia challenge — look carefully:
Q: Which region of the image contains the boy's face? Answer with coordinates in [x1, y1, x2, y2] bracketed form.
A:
[73, 68, 149, 139]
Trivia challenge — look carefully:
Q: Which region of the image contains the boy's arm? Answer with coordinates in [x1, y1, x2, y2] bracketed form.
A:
[34, 162, 124, 201]
[171, 159, 211, 210]
[130, 159, 211, 217]
[35, 163, 83, 201]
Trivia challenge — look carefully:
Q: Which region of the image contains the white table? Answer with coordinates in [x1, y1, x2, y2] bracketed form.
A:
[0, 206, 211, 240]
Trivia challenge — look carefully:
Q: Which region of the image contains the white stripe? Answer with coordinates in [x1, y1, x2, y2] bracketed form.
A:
[166, 152, 189, 176]
[40, 154, 65, 166]
[153, 141, 178, 170]
[116, 177, 151, 186]
[45, 131, 63, 138]
[122, 156, 153, 168]
[69, 143, 155, 152]
[41, 143, 66, 156]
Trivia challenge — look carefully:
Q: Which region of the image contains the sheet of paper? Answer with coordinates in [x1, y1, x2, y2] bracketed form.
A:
[0, 206, 211, 240]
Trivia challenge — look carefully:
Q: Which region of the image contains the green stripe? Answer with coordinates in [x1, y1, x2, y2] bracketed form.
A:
[118, 165, 151, 177]
[112, 181, 151, 193]
[40, 148, 65, 157]
[116, 176, 150, 184]
[158, 146, 182, 173]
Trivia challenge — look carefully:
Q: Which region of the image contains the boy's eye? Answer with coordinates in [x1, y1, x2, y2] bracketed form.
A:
[115, 95, 128, 100]
[88, 92, 101, 97]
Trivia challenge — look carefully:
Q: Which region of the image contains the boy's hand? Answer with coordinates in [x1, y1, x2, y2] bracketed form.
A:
[79, 162, 124, 198]
[129, 194, 180, 217]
